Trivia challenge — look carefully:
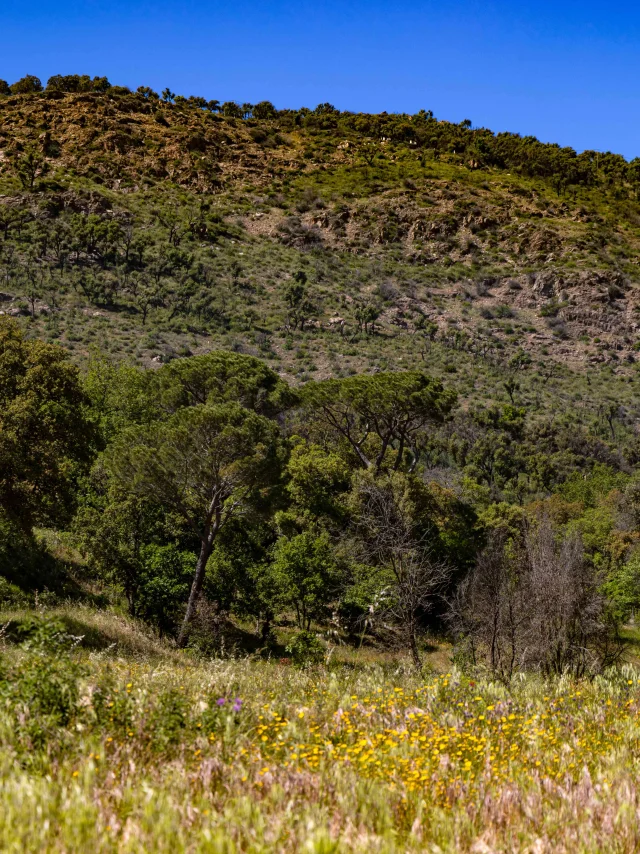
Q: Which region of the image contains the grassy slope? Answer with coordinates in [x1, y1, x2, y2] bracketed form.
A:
[2, 91, 640, 442]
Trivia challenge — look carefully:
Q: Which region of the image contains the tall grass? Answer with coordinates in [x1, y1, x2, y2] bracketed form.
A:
[0, 610, 639, 851]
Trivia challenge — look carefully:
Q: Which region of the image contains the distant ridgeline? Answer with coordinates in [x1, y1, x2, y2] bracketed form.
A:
[1, 73, 638, 194]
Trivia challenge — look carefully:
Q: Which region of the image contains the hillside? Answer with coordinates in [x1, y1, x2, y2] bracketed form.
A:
[5, 76, 640, 853]
[2, 81, 640, 389]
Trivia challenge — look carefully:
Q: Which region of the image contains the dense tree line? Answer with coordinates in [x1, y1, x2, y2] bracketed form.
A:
[2, 316, 640, 674]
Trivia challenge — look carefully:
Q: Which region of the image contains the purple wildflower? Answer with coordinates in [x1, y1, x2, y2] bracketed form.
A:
[216, 697, 226, 706]
[232, 698, 242, 712]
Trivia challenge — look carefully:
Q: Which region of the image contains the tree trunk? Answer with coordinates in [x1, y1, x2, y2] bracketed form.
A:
[409, 627, 422, 671]
[393, 435, 406, 471]
[177, 528, 216, 647]
[374, 435, 391, 473]
[260, 611, 273, 644]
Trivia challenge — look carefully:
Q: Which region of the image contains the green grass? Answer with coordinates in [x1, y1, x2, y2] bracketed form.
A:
[1, 608, 640, 851]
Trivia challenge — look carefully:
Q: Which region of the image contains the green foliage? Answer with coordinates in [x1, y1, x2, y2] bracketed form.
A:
[558, 463, 628, 508]
[137, 544, 194, 636]
[283, 271, 316, 331]
[284, 441, 350, 527]
[154, 350, 298, 417]
[285, 629, 326, 666]
[46, 74, 111, 93]
[0, 623, 84, 755]
[203, 516, 274, 617]
[108, 403, 284, 529]
[478, 501, 526, 534]
[0, 511, 44, 592]
[0, 576, 28, 607]
[9, 74, 43, 94]
[13, 615, 73, 653]
[567, 503, 616, 555]
[252, 100, 277, 120]
[603, 552, 640, 622]
[82, 355, 157, 441]
[425, 481, 481, 573]
[268, 532, 340, 629]
[107, 401, 284, 641]
[73, 468, 163, 614]
[2, 652, 81, 728]
[302, 372, 456, 473]
[0, 319, 94, 530]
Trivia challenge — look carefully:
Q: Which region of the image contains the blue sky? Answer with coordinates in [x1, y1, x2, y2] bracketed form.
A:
[2, 0, 640, 158]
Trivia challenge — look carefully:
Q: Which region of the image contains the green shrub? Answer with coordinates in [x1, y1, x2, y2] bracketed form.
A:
[138, 544, 195, 637]
[0, 647, 84, 753]
[14, 615, 73, 652]
[285, 630, 325, 667]
[0, 577, 28, 607]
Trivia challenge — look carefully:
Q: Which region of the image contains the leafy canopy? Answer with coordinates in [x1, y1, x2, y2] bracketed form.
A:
[107, 403, 284, 543]
[0, 318, 93, 529]
[153, 351, 298, 418]
[302, 371, 456, 473]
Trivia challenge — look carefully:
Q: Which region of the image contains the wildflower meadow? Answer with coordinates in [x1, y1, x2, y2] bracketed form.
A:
[1, 612, 640, 852]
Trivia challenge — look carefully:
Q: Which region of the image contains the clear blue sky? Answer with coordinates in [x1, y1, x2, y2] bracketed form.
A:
[3, 0, 640, 158]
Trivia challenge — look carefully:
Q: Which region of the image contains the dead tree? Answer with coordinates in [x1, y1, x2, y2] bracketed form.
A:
[451, 519, 623, 679]
[350, 472, 451, 669]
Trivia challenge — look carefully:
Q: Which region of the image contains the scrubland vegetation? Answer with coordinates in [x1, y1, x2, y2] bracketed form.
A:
[3, 72, 640, 850]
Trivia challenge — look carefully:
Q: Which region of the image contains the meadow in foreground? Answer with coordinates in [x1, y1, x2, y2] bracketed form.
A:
[1, 610, 640, 853]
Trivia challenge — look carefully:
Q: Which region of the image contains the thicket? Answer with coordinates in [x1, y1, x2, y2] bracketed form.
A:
[2, 316, 640, 676]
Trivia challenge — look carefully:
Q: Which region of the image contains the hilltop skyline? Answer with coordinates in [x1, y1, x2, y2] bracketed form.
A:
[3, 0, 640, 158]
